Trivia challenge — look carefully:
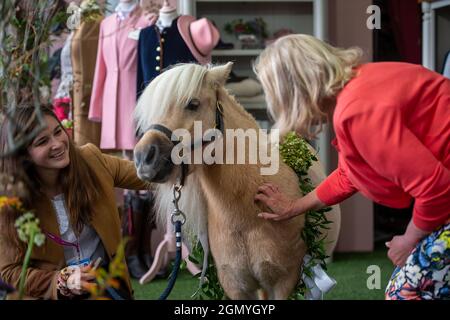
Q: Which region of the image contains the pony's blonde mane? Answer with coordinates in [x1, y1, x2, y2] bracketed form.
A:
[134, 64, 209, 135]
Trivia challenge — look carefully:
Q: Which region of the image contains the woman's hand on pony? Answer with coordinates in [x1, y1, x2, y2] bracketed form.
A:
[255, 184, 326, 221]
[255, 183, 301, 221]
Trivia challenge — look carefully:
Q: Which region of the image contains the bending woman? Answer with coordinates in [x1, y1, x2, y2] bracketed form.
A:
[254, 34, 450, 300]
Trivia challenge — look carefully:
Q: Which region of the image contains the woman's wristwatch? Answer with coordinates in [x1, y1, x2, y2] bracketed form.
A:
[57, 267, 75, 297]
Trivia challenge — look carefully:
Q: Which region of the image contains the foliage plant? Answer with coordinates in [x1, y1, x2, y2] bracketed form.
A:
[0, 0, 68, 156]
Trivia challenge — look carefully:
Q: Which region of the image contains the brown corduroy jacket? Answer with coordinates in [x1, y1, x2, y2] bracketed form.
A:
[0, 143, 149, 299]
[71, 19, 103, 147]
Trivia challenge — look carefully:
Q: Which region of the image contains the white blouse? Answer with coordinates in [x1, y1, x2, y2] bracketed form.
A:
[52, 194, 105, 266]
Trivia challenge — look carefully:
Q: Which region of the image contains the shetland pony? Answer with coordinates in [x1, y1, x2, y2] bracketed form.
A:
[134, 63, 340, 299]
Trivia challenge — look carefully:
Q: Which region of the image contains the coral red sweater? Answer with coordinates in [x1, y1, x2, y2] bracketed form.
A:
[316, 62, 450, 232]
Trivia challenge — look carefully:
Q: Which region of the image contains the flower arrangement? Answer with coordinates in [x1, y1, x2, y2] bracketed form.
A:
[224, 18, 269, 49]
[0, 195, 45, 300]
[224, 18, 269, 39]
[188, 132, 331, 299]
[0, 173, 45, 300]
[14, 212, 46, 300]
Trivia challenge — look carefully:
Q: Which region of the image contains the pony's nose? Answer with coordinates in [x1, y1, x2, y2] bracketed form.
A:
[135, 144, 159, 168]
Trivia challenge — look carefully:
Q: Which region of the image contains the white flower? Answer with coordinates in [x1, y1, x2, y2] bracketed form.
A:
[80, 0, 100, 13]
[394, 270, 406, 289]
[15, 212, 45, 246]
[444, 268, 450, 283]
[405, 254, 414, 265]
[66, 2, 82, 30]
[34, 233, 45, 247]
[432, 266, 450, 282]
[430, 239, 446, 255]
[405, 264, 423, 287]
[39, 86, 50, 101]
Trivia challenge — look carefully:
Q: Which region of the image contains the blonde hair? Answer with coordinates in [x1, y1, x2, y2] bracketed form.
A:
[254, 34, 362, 139]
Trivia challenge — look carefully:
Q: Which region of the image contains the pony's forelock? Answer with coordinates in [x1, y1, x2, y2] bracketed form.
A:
[134, 64, 209, 134]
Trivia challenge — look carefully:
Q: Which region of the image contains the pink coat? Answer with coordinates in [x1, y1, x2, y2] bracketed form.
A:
[89, 8, 153, 150]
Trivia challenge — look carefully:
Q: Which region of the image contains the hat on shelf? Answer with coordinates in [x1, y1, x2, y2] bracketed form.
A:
[178, 15, 220, 65]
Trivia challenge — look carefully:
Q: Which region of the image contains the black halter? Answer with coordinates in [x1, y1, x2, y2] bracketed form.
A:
[145, 95, 225, 186]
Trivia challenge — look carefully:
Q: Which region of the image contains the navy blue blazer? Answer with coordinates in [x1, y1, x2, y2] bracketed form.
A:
[137, 17, 197, 98]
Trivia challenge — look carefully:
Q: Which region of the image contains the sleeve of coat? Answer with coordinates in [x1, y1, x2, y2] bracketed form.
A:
[88, 21, 106, 122]
[343, 101, 450, 232]
[316, 163, 358, 205]
[0, 236, 59, 300]
[84, 143, 151, 190]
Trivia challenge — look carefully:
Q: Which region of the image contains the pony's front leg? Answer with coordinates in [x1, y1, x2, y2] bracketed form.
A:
[265, 273, 300, 300]
[217, 264, 260, 300]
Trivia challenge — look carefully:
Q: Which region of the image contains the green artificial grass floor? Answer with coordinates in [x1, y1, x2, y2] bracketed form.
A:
[132, 244, 394, 300]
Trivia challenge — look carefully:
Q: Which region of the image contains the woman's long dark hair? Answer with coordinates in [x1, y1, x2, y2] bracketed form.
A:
[0, 105, 101, 248]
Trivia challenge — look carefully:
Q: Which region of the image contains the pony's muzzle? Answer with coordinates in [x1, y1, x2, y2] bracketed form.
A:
[134, 134, 175, 183]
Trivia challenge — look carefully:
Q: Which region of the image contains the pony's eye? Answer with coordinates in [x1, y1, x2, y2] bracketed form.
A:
[186, 99, 200, 111]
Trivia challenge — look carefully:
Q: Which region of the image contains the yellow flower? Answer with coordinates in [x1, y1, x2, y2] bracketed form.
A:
[438, 230, 450, 248]
[0, 196, 23, 210]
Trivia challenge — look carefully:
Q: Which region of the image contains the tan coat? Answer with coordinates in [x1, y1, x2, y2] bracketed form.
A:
[0, 144, 149, 299]
[71, 19, 102, 147]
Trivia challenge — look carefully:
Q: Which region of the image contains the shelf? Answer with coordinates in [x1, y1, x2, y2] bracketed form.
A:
[212, 49, 263, 56]
[431, 0, 450, 10]
[239, 100, 267, 110]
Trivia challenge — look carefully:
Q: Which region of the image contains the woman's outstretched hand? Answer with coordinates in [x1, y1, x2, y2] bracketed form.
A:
[255, 183, 327, 221]
[254, 183, 301, 221]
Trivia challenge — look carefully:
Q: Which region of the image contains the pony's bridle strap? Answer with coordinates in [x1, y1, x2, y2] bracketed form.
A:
[146, 124, 176, 143]
[145, 93, 225, 186]
[215, 100, 224, 134]
[147, 96, 225, 146]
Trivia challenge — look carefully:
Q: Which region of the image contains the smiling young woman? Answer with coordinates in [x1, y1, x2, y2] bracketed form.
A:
[0, 105, 151, 299]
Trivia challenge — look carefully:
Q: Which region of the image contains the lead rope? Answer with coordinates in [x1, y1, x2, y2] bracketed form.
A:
[158, 183, 186, 300]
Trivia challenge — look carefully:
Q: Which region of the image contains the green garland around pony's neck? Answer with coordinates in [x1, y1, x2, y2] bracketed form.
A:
[188, 132, 332, 300]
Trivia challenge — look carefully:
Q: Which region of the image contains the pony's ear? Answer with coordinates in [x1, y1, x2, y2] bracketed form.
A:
[207, 62, 233, 87]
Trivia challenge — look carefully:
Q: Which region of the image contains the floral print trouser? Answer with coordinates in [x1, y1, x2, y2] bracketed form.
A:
[385, 223, 450, 300]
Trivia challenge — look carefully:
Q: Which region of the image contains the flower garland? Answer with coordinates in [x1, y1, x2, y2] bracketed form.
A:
[188, 132, 332, 300]
[280, 132, 332, 299]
